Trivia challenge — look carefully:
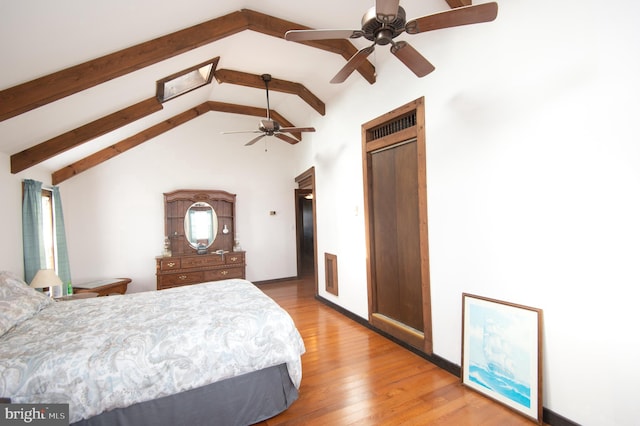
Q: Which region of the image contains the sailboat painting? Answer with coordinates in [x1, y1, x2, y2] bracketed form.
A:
[461, 293, 543, 423]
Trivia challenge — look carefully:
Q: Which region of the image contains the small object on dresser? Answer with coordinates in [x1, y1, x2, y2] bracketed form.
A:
[197, 243, 207, 255]
[163, 236, 172, 257]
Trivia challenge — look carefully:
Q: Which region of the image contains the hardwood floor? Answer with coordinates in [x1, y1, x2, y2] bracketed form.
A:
[255, 277, 538, 426]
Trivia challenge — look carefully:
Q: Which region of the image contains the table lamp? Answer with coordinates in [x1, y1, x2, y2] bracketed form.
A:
[30, 269, 63, 298]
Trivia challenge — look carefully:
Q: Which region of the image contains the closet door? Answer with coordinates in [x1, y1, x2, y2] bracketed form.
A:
[371, 140, 423, 332]
[362, 98, 432, 353]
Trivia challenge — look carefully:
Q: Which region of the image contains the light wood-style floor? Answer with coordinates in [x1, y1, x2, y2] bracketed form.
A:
[255, 277, 538, 426]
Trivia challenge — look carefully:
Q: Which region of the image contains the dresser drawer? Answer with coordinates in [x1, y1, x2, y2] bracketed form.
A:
[225, 253, 245, 265]
[181, 255, 224, 269]
[204, 267, 244, 281]
[161, 271, 204, 286]
[159, 258, 181, 271]
[156, 252, 246, 290]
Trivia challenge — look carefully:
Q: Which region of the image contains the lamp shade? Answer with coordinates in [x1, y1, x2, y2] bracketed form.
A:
[30, 269, 63, 289]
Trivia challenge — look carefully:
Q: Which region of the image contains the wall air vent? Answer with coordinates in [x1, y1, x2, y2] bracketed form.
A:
[369, 112, 416, 141]
[324, 253, 338, 296]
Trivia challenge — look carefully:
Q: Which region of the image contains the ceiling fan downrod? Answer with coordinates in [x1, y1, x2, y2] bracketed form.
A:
[262, 73, 272, 120]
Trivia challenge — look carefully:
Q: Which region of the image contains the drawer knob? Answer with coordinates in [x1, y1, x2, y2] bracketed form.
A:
[221, 270, 228, 276]
[178, 275, 187, 280]
[230, 256, 238, 262]
[167, 262, 176, 268]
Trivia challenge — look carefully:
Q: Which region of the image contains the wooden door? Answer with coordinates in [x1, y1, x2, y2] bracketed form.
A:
[371, 140, 423, 331]
[362, 98, 432, 354]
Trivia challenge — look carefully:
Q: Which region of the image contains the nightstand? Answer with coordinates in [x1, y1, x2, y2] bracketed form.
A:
[55, 292, 99, 301]
[73, 278, 131, 296]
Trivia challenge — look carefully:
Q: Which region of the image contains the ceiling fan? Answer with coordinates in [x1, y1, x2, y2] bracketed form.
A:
[221, 74, 316, 146]
[284, 0, 498, 83]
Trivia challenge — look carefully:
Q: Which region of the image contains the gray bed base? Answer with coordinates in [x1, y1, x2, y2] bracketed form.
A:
[71, 363, 298, 426]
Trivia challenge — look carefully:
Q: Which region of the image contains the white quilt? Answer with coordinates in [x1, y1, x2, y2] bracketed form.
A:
[0, 279, 305, 423]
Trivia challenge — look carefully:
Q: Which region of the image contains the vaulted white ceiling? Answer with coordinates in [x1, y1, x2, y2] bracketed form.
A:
[0, 0, 486, 179]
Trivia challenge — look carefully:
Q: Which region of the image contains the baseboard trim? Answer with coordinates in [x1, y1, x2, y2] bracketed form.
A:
[315, 295, 581, 426]
[314, 295, 459, 376]
[253, 276, 298, 286]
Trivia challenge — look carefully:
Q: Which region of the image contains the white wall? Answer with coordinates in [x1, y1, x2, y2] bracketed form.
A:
[301, 0, 640, 425]
[58, 112, 301, 292]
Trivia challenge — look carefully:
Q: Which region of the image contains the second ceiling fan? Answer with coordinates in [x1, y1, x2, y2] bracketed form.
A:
[285, 0, 498, 83]
[222, 74, 316, 146]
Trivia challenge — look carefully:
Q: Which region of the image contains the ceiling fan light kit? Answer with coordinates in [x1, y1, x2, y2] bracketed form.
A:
[285, 1, 498, 83]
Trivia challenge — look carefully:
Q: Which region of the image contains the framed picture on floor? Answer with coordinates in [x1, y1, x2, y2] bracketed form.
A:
[461, 293, 543, 424]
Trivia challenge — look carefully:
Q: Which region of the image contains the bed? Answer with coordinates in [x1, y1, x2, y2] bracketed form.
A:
[0, 271, 305, 425]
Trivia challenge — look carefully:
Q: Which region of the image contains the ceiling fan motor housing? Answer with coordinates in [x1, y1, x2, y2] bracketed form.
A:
[259, 119, 279, 135]
[362, 5, 406, 44]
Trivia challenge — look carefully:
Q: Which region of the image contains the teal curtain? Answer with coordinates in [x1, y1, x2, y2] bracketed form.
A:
[22, 179, 45, 284]
[52, 186, 72, 292]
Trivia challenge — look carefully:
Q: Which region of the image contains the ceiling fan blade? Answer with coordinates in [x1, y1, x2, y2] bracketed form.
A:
[405, 2, 498, 34]
[285, 29, 363, 41]
[376, 0, 400, 22]
[245, 134, 266, 146]
[279, 127, 316, 133]
[221, 130, 262, 135]
[390, 41, 435, 77]
[275, 133, 300, 145]
[330, 45, 376, 84]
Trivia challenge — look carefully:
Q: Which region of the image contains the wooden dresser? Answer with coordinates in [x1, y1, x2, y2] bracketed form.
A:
[156, 251, 245, 290]
[157, 189, 246, 290]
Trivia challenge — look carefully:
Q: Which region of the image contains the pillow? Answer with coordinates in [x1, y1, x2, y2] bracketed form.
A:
[0, 271, 54, 337]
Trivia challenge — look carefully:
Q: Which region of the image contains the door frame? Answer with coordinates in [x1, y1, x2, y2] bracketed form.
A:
[361, 97, 433, 354]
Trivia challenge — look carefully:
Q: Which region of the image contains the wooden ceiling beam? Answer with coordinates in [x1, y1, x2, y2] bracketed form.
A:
[214, 69, 326, 116]
[241, 9, 376, 85]
[51, 101, 305, 184]
[0, 11, 248, 122]
[52, 103, 210, 185]
[0, 9, 373, 122]
[11, 97, 162, 173]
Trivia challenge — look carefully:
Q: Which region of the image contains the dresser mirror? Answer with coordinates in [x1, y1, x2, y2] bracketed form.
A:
[163, 189, 236, 256]
[184, 202, 218, 249]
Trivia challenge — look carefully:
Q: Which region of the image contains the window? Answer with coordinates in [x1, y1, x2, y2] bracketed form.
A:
[156, 57, 219, 103]
[23, 180, 71, 288]
[41, 189, 56, 270]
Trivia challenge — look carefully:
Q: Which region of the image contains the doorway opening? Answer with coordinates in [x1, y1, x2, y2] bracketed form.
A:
[295, 167, 318, 294]
[297, 190, 314, 277]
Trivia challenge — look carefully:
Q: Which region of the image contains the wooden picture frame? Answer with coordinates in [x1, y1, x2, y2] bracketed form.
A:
[461, 293, 543, 423]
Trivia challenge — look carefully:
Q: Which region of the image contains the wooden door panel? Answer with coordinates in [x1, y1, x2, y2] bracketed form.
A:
[371, 140, 423, 331]
[393, 141, 423, 331]
[371, 147, 399, 317]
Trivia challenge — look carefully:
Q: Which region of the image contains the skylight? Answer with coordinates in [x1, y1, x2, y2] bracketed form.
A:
[156, 57, 219, 102]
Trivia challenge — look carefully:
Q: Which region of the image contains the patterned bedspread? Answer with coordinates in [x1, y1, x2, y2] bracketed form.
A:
[0, 279, 305, 423]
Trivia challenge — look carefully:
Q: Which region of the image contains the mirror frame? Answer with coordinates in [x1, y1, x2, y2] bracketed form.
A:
[183, 201, 218, 250]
